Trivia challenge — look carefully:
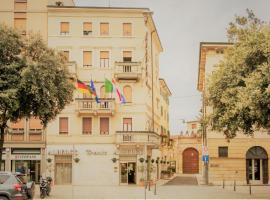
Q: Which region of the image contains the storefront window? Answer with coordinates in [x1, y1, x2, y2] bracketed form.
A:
[11, 160, 40, 183]
[0, 161, 5, 171]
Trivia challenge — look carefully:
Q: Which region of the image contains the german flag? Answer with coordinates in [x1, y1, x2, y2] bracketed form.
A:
[77, 80, 91, 94]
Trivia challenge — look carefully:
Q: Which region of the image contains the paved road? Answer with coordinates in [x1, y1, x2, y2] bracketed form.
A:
[165, 176, 198, 185]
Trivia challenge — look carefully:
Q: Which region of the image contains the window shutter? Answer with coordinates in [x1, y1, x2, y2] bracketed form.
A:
[100, 51, 109, 59]
[14, 18, 26, 31]
[100, 23, 109, 35]
[123, 86, 132, 103]
[82, 118, 92, 134]
[123, 23, 132, 36]
[29, 117, 42, 129]
[83, 22, 92, 31]
[59, 117, 68, 134]
[14, 12, 26, 18]
[10, 119, 24, 129]
[100, 118, 109, 134]
[14, 2, 27, 11]
[83, 51, 92, 66]
[61, 22, 69, 33]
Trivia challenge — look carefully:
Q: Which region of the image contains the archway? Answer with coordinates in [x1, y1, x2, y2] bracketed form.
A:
[246, 146, 268, 184]
[182, 148, 199, 174]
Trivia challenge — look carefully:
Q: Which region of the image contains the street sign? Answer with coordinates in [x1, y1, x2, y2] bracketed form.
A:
[202, 155, 209, 162]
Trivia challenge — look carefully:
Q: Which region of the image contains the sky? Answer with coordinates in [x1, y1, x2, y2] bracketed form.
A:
[75, 0, 270, 134]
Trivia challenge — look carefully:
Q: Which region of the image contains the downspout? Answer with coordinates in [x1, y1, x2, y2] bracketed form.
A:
[151, 30, 155, 133]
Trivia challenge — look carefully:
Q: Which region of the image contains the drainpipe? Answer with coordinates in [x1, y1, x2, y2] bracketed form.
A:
[150, 30, 155, 133]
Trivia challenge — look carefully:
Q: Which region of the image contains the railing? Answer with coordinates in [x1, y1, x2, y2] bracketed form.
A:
[76, 98, 115, 115]
[116, 131, 160, 146]
[5, 128, 44, 142]
[114, 61, 142, 80]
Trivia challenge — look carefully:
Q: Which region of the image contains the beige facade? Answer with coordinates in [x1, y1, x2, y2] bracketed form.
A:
[197, 42, 270, 185]
[0, 0, 171, 186]
[44, 5, 170, 185]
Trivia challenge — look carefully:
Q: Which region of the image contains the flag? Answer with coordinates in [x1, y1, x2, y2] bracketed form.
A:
[116, 88, 122, 101]
[89, 80, 100, 103]
[121, 94, 126, 104]
[77, 80, 91, 94]
[105, 78, 113, 93]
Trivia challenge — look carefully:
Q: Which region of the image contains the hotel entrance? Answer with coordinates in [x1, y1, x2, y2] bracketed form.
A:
[120, 162, 136, 185]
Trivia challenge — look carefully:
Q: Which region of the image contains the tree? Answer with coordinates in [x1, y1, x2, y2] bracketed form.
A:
[0, 25, 74, 162]
[207, 10, 270, 138]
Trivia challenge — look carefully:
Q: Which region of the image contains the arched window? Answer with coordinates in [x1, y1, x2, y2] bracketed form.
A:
[123, 85, 132, 103]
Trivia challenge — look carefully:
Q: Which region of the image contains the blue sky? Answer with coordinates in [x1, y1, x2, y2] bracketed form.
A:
[76, 0, 270, 134]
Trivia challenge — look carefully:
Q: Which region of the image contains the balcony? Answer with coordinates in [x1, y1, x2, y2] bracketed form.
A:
[114, 62, 142, 81]
[76, 98, 115, 115]
[116, 131, 160, 147]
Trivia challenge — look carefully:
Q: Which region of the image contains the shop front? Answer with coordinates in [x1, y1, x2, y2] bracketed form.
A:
[10, 148, 42, 183]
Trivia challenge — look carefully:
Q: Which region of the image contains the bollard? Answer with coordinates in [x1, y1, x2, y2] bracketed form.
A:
[234, 180, 236, 191]
[154, 183, 157, 195]
[249, 184, 251, 195]
[144, 182, 147, 200]
[223, 179, 225, 189]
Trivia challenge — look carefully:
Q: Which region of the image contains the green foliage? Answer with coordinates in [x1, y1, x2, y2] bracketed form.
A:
[0, 25, 74, 130]
[207, 10, 270, 138]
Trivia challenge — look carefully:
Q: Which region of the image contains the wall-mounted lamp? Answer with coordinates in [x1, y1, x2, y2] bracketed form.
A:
[74, 157, 80, 163]
[111, 157, 118, 163]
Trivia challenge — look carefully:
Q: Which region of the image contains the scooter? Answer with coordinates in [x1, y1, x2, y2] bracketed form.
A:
[39, 177, 52, 199]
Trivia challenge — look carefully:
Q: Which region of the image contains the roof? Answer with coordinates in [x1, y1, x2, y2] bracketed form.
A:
[159, 78, 172, 96]
[197, 42, 233, 92]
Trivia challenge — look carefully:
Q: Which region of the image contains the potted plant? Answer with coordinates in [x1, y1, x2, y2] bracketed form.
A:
[46, 158, 52, 163]
[74, 157, 80, 163]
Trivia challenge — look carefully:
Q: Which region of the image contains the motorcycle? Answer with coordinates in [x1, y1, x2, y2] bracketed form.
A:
[39, 177, 52, 199]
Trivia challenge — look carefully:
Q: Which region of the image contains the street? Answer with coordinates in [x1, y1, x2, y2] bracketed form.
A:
[34, 175, 270, 199]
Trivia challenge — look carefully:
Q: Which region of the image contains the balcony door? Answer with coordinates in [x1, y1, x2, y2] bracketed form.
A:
[123, 118, 132, 132]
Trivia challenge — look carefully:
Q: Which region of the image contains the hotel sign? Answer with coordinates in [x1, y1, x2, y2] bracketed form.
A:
[86, 150, 107, 156]
[48, 149, 78, 155]
[11, 154, 41, 160]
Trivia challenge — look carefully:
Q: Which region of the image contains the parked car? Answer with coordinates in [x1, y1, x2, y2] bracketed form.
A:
[15, 173, 35, 199]
[0, 171, 27, 200]
[0, 172, 35, 200]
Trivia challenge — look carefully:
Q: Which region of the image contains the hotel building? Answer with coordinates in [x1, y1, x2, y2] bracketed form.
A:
[197, 42, 269, 185]
[0, 0, 171, 185]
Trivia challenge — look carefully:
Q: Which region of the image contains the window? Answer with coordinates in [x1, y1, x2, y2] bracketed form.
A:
[60, 22, 69, 35]
[123, 51, 132, 62]
[123, 85, 132, 103]
[83, 22, 92, 35]
[218, 146, 228, 157]
[123, 23, 132, 36]
[191, 123, 197, 129]
[100, 23, 109, 36]
[83, 51, 92, 67]
[100, 85, 106, 98]
[100, 51, 109, 68]
[10, 119, 24, 134]
[82, 118, 92, 134]
[62, 51, 69, 61]
[14, 16, 26, 34]
[59, 117, 68, 134]
[29, 117, 42, 134]
[100, 118, 109, 135]
[123, 118, 132, 131]
[14, 2, 27, 11]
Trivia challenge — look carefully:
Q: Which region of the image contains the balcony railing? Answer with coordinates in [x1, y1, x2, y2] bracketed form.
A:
[116, 131, 160, 146]
[114, 61, 142, 81]
[76, 98, 115, 115]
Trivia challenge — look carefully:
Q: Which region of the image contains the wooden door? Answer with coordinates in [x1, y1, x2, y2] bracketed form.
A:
[183, 148, 199, 174]
[55, 155, 72, 185]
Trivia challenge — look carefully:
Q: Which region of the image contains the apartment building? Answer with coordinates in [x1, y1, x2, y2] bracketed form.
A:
[43, 4, 170, 186]
[197, 42, 270, 185]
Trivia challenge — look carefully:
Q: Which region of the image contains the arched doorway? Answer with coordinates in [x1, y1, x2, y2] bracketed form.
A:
[246, 146, 268, 184]
[183, 148, 199, 174]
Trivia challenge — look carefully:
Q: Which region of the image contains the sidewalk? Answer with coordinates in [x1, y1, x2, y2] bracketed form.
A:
[34, 183, 270, 199]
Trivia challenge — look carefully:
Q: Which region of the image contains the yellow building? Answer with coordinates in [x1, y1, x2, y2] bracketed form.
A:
[198, 42, 270, 185]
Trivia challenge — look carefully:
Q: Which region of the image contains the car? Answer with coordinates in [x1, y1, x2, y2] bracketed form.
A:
[14, 174, 35, 200]
[0, 171, 27, 200]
